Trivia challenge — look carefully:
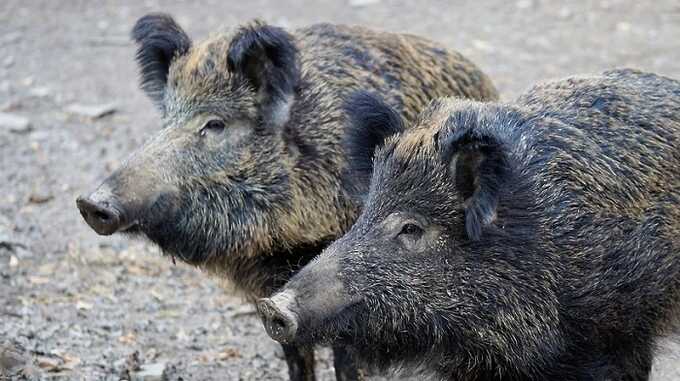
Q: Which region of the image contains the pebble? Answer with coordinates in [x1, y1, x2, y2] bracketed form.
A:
[29, 86, 50, 98]
[2, 56, 13, 68]
[348, 0, 381, 6]
[28, 189, 53, 204]
[0, 112, 31, 133]
[36, 356, 59, 370]
[66, 103, 117, 119]
[0, 342, 30, 376]
[558, 7, 573, 19]
[516, 0, 533, 9]
[132, 362, 166, 381]
[472, 39, 495, 53]
[1, 32, 22, 45]
[76, 301, 94, 311]
[617, 22, 632, 33]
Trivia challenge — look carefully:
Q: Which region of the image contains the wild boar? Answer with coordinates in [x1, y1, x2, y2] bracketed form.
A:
[258, 69, 680, 381]
[76, 13, 498, 381]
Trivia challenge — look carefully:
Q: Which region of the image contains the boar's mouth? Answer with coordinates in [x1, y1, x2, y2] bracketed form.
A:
[305, 301, 366, 344]
[119, 222, 141, 234]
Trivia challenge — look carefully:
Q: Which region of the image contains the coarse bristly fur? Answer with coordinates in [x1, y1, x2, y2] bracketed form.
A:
[79, 12, 498, 381]
[114, 14, 498, 299]
[267, 69, 680, 380]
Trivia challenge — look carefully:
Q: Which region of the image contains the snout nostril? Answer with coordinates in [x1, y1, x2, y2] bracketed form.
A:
[76, 195, 124, 235]
[257, 297, 298, 344]
[270, 316, 289, 336]
[93, 210, 111, 222]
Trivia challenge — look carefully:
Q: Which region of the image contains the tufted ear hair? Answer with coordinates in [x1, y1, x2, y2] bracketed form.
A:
[342, 91, 405, 203]
[227, 21, 299, 128]
[440, 120, 512, 241]
[131, 13, 191, 109]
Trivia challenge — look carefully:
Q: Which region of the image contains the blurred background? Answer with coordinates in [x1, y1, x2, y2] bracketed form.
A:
[1, 1, 679, 380]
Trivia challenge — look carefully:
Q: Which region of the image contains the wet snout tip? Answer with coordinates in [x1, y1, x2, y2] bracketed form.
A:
[257, 292, 299, 344]
[76, 195, 123, 236]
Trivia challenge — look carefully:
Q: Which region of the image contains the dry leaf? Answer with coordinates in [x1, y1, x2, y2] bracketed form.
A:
[75, 301, 93, 310]
[28, 276, 49, 285]
[216, 348, 240, 360]
[127, 265, 150, 276]
[118, 333, 136, 345]
[150, 290, 164, 302]
[60, 354, 81, 370]
[37, 263, 56, 275]
[36, 356, 60, 371]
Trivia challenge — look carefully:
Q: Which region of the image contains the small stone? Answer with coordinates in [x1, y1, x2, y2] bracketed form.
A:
[0, 343, 37, 380]
[21, 77, 33, 87]
[0, 112, 31, 133]
[59, 354, 80, 370]
[348, 0, 381, 6]
[28, 190, 53, 204]
[558, 7, 572, 19]
[36, 356, 59, 371]
[8, 255, 18, 267]
[1, 32, 22, 45]
[132, 362, 166, 381]
[2, 56, 13, 68]
[118, 332, 136, 345]
[516, 0, 533, 9]
[216, 348, 240, 360]
[1, 99, 22, 112]
[472, 39, 495, 53]
[66, 103, 117, 119]
[76, 301, 93, 310]
[616, 22, 632, 33]
[29, 86, 50, 98]
[0, 342, 30, 376]
[28, 276, 49, 285]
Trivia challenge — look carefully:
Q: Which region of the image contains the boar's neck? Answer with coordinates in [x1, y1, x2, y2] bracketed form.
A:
[208, 239, 334, 301]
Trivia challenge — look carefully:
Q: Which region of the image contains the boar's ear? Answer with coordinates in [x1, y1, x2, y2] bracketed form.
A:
[227, 21, 299, 128]
[131, 13, 191, 108]
[343, 91, 405, 202]
[440, 122, 511, 241]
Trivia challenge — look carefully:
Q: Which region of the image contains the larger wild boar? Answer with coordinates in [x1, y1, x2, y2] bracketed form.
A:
[76, 13, 498, 381]
[258, 69, 680, 381]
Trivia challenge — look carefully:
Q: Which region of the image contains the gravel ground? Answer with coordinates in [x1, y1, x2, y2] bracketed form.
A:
[1, 1, 679, 380]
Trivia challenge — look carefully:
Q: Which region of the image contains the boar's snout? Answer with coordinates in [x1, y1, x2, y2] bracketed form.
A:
[258, 242, 365, 344]
[257, 292, 299, 344]
[76, 188, 129, 236]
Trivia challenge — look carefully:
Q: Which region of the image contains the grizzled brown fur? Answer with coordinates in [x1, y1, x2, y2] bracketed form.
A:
[120, 17, 497, 299]
[76, 13, 497, 381]
[259, 69, 680, 380]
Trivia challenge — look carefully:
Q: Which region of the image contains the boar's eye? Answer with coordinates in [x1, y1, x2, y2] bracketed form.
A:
[199, 119, 226, 137]
[398, 223, 424, 240]
[396, 222, 425, 251]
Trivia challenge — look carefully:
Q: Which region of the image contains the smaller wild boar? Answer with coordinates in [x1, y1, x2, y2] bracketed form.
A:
[258, 69, 680, 381]
[76, 13, 498, 381]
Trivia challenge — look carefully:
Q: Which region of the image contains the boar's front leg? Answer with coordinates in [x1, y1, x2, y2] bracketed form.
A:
[281, 344, 315, 381]
[332, 345, 364, 381]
